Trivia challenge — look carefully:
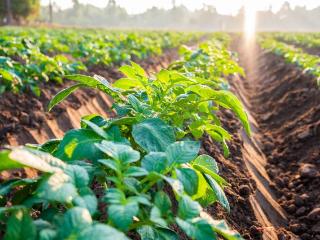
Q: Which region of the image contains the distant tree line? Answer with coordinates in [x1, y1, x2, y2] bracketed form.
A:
[39, 1, 320, 31]
[0, 0, 40, 25]
[1, 0, 320, 31]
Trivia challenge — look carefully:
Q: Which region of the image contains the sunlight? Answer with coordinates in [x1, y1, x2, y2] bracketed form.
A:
[244, 0, 257, 41]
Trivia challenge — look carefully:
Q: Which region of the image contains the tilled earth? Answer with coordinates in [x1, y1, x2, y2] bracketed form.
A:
[236, 41, 320, 239]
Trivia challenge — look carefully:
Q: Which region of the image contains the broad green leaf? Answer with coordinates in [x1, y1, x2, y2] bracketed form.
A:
[193, 155, 219, 174]
[1, 148, 65, 173]
[200, 212, 244, 240]
[36, 172, 78, 203]
[4, 209, 36, 240]
[178, 195, 201, 220]
[113, 77, 144, 90]
[73, 189, 98, 215]
[55, 129, 104, 162]
[154, 191, 172, 215]
[204, 174, 230, 212]
[138, 226, 179, 240]
[124, 166, 148, 177]
[108, 201, 139, 231]
[59, 207, 92, 239]
[98, 159, 119, 172]
[81, 119, 110, 139]
[105, 188, 126, 204]
[176, 218, 217, 240]
[176, 168, 198, 196]
[213, 91, 250, 136]
[133, 118, 175, 152]
[95, 141, 140, 164]
[48, 84, 85, 111]
[141, 152, 167, 173]
[150, 206, 167, 227]
[166, 141, 200, 165]
[78, 224, 129, 240]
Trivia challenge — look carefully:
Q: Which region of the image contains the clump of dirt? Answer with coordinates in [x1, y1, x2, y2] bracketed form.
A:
[201, 109, 263, 240]
[247, 49, 320, 239]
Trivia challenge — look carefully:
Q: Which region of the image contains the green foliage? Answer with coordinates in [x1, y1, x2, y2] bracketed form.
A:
[0, 0, 40, 23]
[259, 35, 320, 86]
[0, 28, 201, 94]
[0, 34, 247, 239]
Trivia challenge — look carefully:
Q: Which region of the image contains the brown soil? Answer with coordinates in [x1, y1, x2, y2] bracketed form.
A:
[235, 39, 320, 239]
[201, 109, 263, 240]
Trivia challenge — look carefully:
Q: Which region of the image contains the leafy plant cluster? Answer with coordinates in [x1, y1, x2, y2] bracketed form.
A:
[274, 32, 320, 49]
[0, 28, 202, 95]
[0, 36, 248, 240]
[259, 36, 320, 86]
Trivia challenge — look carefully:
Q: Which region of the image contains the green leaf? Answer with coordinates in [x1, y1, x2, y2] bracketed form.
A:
[113, 77, 144, 90]
[204, 174, 230, 212]
[36, 172, 78, 203]
[0, 148, 65, 173]
[178, 195, 201, 220]
[95, 141, 140, 164]
[98, 159, 119, 172]
[81, 119, 110, 139]
[176, 218, 217, 240]
[138, 226, 179, 240]
[78, 224, 129, 240]
[124, 166, 148, 177]
[200, 212, 244, 240]
[55, 129, 104, 162]
[154, 191, 172, 215]
[176, 168, 198, 196]
[4, 209, 36, 240]
[0, 150, 25, 171]
[193, 155, 219, 174]
[213, 91, 251, 136]
[133, 118, 175, 152]
[141, 152, 167, 173]
[105, 188, 126, 204]
[73, 189, 98, 215]
[48, 84, 86, 112]
[150, 206, 167, 227]
[166, 141, 200, 165]
[59, 207, 92, 239]
[108, 201, 139, 231]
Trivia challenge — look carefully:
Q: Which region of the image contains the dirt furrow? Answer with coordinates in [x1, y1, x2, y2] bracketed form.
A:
[233, 38, 320, 240]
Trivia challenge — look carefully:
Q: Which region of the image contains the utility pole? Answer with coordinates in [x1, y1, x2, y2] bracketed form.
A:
[5, 0, 13, 25]
[49, 0, 53, 24]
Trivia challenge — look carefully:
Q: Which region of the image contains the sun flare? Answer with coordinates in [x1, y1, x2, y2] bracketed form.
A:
[244, 0, 257, 41]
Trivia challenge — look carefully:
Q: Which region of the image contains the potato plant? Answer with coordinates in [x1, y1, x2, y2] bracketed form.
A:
[0, 28, 202, 95]
[259, 36, 320, 85]
[0, 37, 248, 239]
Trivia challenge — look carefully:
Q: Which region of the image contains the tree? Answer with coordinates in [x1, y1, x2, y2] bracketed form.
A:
[0, 0, 40, 24]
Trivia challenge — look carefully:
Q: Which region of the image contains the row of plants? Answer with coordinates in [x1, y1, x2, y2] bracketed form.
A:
[273, 32, 320, 49]
[259, 36, 320, 85]
[0, 36, 249, 239]
[0, 28, 202, 95]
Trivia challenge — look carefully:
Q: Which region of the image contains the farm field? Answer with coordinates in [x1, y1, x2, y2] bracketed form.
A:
[0, 26, 319, 240]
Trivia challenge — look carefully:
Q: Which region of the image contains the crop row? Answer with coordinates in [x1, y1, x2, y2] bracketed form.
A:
[0, 28, 202, 95]
[0, 35, 248, 239]
[259, 36, 320, 85]
[273, 32, 320, 49]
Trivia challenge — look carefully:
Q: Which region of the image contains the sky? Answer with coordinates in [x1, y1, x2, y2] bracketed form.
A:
[41, 0, 320, 15]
